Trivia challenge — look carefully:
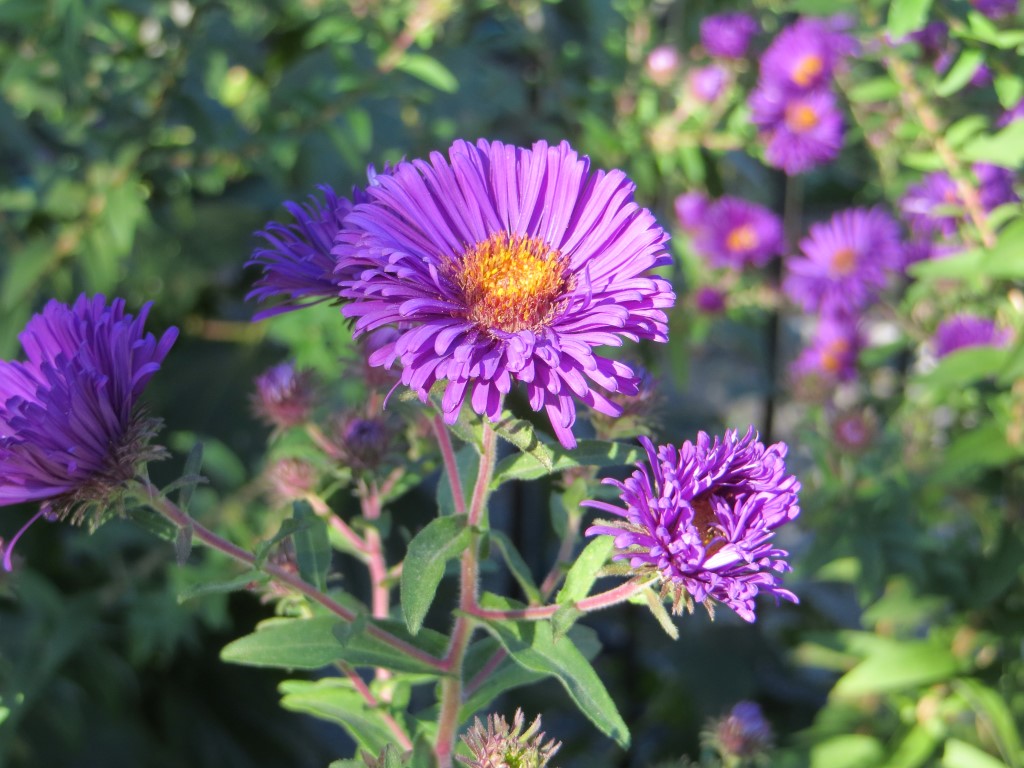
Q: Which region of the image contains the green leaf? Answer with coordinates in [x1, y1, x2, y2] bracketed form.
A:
[952, 679, 1023, 768]
[177, 441, 205, 512]
[556, 537, 614, 604]
[168, 431, 246, 488]
[884, 724, 942, 768]
[394, 53, 459, 93]
[293, 500, 331, 592]
[916, 346, 1010, 391]
[942, 739, 1008, 768]
[962, 121, 1024, 166]
[907, 249, 984, 281]
[333, 618, 448, 675]
[178, 571, 266, 603]
[221, 617, 345, 670]
[2, 238, 56, 311]
[981, 218, 1024, 279]
[832, 639, 959, 697]
[945, 115, 990, 149]
[487, 530, 542, 604]
[280, 678, 398, 754]
[401, 515, 471, 634]
[936, 49, 985, 98]
[845, 76, 899, 104]
[475, 594, 629, 747]
[811, 734, 885, 768]
[994, 72, 1024, 109]
[459, 638, 547, 721]
[492, 412, 555, 470]
[640, 586, 679, 640]
[491, 439, 643, 487]
[887, 0, 933, 38]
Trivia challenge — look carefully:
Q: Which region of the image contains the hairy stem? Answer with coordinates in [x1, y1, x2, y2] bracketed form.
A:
[465, 577, 654, 622]
[433, 413, 467, 516]
[435, 423, 497, 768]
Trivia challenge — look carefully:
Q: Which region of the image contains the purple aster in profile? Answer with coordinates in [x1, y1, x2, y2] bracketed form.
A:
[750, 86, 845, 175]
[0, 295, 177, 569]
[700, 12, 759, 60]
[693, 196, 784, 269]
[758, 16, 856, 93]
[584, 428, 800, 622]
[970, 0, 1019, 19]
[704, 701, 774, 760]
[335, 139, 674, 449]
[783, 207, 904, 315]
[790, 314, 863, 385]
[934, 314, 1011, 357]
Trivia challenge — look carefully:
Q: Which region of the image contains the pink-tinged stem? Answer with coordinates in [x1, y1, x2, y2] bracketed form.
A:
[339, 661, 412, 750]
[432, 413, 466, 517]
[139, 480, 445, 672]
[305, 492, 369, 556]
[434, 423, 497, 768]
[360, 480, 394, 687]
[465, 578, 653, 622]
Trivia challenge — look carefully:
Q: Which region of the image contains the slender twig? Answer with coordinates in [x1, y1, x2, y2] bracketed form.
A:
[137, 480, 445, 672]
[464, 578, 654, 622]
[304, 492, 369, 555]
[886, 55, 996, 249]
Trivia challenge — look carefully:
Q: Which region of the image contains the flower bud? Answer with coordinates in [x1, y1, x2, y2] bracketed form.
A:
[252, 363, 315, 429]
[457, 709, 561, 768]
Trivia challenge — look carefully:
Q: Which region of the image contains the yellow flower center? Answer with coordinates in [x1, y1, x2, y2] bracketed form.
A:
[830, 246, 857, 275]
[792, 54, 824, 87]
[726, 224, 759, 253]
[448, 232, 570, 334]
[785, 102, 820, 133]
[821, 338, 850, 374]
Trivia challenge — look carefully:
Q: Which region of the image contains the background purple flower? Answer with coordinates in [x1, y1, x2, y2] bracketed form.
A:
[0, 296, 177, 567]
[934, 314, 1011, 357]
[704, 701, 774, 759]
[700, 12, 759, 59]
[900, 165, 1019, 242]
[692, 196, 784, 269]
[784, 207, 903, 314]
[750, 86, 845, 175]
[584, 428, 800, 622]
[335, 139, 674, 449]
[970, 0, 1019, 19]
[646, 45, 680, 85]
[251, 362, 315, 429]
[790, 315, 863, 385]
[688, 64, 728, 103]
[976, 163, 1020, 210]
[758, 16, 855, 93]
[695, 286, 727, 314]
[675, 191, 708, 232]
[997, 97, 1024, 127]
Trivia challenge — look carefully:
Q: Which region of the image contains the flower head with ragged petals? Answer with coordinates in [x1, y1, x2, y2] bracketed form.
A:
[790, 314, 863, 386]
[0, 295, 177, 567]
[335, 139, 675, 449]
[750, 86, 845, 176]
[934, 314, 1012, 358]
[246, 165, 399, 320]
[783, 207, 903, 315]
[693, 196, 784, 270]
[701, 12, 760, 60]
[584, 428, 800, 622]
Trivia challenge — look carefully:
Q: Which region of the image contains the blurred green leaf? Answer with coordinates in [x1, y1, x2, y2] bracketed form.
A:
[942, 739, 1009, 768]
[394, 53, 459, 94]
[221, 617, 344, 670]
[936, 50, 985, 98]
[811, 734, 886, 768]
[952, 679, 1023, 768]
[887, 0, 934, 38]
[491, 439, 642, 487]
[962, 121, 1024, 166]
[280, 678, 397, 754]
[832, 639, 959, 697]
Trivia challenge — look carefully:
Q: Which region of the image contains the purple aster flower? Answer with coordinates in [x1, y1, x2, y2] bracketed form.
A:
[695, 286, 727, 314]
[335, 139, 675, 450]
[758, 17, 856, 93]
[783, 207, 904, 314]
[251, 362, 316, 429]
[0, 295, 177, 569]
[790, 315, 863, 385]
[692, 195, 784, 269]
[901, 21, 949, 58]
[646, 45, 680, 86]
[934, 314, 1011, 357]
[704, 701, 774, 760]
[976, 163, 1020, 210]
[675, 191, 709, 232]
[584, 428, 800, 622]
[701, 12, 759, 60]
[997, 97, 1024, 127]
[970, 0, 1019, 19]
[688, 64, 729, 103]
[750, 86, 845, 175]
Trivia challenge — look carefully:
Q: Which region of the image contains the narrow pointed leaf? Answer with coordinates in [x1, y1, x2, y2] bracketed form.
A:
[401, 515, 471, 634]
[292, 500, 331, 591]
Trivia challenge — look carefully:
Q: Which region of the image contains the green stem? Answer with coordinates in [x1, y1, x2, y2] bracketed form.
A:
[137, 479, 446, 673]
[434, 423, 498, 768]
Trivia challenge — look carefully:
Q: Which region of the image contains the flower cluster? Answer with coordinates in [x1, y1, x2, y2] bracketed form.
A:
[749, 16, 855, 175]
[584, 428, 799, 622]
[334, 139, 674, 449]
[0, 295, 177, 567]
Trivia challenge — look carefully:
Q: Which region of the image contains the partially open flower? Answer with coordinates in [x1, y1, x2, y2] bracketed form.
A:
[457, 709, 561, 768]
[703, 701, 774, 761]
[331, 413, 392, 471]
[252, 363, 316, 430]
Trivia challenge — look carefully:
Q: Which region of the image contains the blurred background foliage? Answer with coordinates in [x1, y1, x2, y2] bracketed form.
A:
[1, 0, 1023, 767]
